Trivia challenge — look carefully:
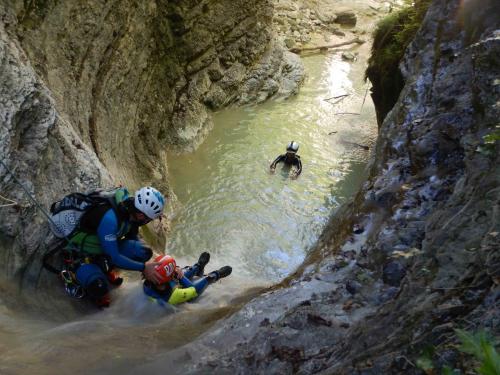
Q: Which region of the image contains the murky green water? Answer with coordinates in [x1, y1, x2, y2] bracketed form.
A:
[166, 53, 377, 283]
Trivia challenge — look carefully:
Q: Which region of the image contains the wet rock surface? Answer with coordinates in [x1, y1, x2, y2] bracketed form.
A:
[129, 0, 500, 373]
[272, 0, 368, 48]
[0, 17, 112, 284]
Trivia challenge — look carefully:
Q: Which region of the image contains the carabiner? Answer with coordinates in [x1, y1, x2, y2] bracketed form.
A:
[60, 269, 74, 284]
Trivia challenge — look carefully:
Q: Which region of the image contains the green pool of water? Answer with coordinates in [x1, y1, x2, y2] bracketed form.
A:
[166, 52, 377, 282]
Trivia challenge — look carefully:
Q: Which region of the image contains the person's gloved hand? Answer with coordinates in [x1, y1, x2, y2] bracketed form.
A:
[143, 262, 162, 284]
[173, 266, 184, 280]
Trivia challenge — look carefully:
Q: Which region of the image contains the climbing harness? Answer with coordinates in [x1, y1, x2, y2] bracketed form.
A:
[60, 268, 85, 299]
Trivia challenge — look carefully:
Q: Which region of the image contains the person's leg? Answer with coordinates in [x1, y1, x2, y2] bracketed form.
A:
[118, 240, 153, 262]
[206, 266, 232, 283]
[75, 263, 110, 307]
[183, 252, 210, 280]
[195, 252, 210, 277]
[182, 265, 198, 280]
[166, 266, 232, 305]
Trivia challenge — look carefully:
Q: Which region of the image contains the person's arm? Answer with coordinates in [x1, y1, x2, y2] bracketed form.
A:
[270, 154, 285, 170]
[294, 156, 302, 177]
[97, 209, 145, 271]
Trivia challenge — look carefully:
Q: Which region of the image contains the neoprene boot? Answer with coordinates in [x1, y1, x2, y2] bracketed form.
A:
[195, 252, 210, 277]
[207, 266, 232, 283]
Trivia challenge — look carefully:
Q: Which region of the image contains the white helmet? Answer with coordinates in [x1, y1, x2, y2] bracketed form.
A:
[287, 141, 299, 153]
[134, 186, 165, 219]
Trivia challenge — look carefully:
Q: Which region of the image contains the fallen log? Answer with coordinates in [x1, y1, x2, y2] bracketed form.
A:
[290, 38, 365, 54]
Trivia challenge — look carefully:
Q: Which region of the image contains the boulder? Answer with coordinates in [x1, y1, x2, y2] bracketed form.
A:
[335, 11, 357, 26]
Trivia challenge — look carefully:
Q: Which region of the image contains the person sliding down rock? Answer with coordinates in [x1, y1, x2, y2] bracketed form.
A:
[143, 252, 232, 306]
[270, 141, 303, 179]
[52, 186, 167, 308]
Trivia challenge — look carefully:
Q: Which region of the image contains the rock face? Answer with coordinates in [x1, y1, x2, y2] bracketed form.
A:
[0, 1, 304, 284]
[129, 0, 500, 373]
[0, 17, 112, 286]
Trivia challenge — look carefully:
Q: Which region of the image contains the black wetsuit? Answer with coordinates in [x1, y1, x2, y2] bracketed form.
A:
[270, 154, 302, 176]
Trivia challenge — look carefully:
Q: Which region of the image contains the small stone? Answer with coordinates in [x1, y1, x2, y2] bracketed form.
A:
[307, 313, 332, 327]
[259, 318, 270, 327]
[376, 286, 399, 304]
[346, 280, 362, 295]
[382, 261, 406, 287]
[284, 38, 296, 49]
[353, 223, 364, 234]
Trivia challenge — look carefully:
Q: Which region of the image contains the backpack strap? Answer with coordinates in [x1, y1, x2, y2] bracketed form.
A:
[42, 239, 67, 274]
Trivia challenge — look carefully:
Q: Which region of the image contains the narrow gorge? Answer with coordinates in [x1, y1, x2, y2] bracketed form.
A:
[0, 0, 498, 374]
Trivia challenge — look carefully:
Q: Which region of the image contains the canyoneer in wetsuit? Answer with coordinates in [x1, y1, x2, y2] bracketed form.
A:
[143, 252, 232, 306]
[270, 141, 302, 178]
[63, 186, 166, 307]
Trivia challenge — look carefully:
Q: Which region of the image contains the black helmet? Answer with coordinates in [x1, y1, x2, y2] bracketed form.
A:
[286, 141, 299, 153]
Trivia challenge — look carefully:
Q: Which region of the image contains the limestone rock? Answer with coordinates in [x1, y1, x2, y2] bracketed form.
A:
[341, 51, 358, 61]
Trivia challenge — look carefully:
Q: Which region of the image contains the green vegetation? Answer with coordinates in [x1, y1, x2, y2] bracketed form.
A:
[477, 125, 500, 157]
[365, 0, 432, 126]
[483, 126, 500, 145]
[18, 0, 56, 29]
[456, 329, 500, 375]
[416, 329, 500, 375]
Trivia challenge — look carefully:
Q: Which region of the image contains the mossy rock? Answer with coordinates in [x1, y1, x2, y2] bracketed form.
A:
[366, 0, 432, 127]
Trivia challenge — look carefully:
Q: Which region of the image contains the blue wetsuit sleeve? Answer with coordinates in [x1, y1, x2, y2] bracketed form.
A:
[97, 209, 145, 271]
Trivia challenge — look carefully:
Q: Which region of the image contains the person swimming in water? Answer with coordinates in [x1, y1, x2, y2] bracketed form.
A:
[270, 141, 302, 178]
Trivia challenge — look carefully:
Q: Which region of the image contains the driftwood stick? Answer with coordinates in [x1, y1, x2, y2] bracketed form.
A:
[290, 38, 365, 54]
[335, 112, 360, 115]
[360, 84, 370, 112]
[324, 94, 349, 102]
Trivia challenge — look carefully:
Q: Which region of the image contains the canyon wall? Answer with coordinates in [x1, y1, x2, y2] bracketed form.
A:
[132, 0, 499, 373]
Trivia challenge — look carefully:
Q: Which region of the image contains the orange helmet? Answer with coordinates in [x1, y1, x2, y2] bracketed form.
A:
[154, 254, 177, 284]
